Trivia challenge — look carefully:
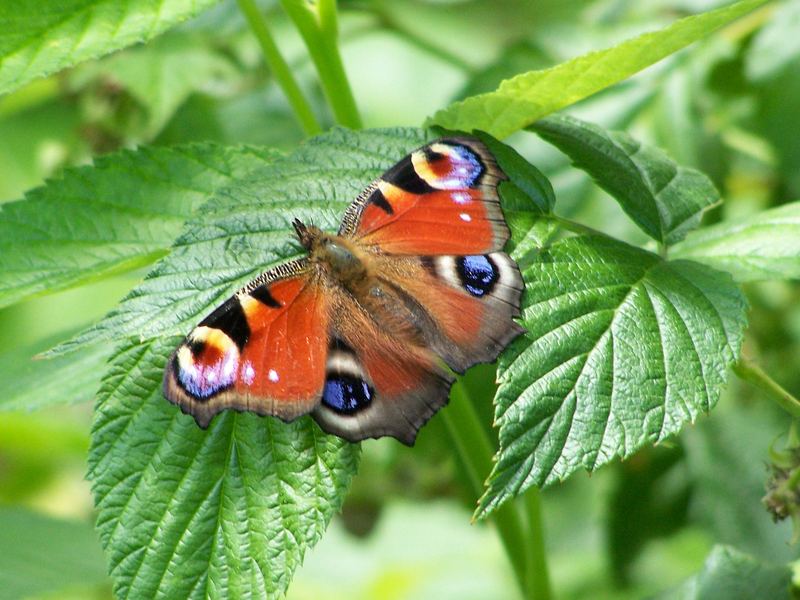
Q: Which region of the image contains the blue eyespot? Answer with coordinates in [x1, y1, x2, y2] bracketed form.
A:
[322, 375, 373, 414]
[434, 145, 484, 189]
[457, 255, 498, 297]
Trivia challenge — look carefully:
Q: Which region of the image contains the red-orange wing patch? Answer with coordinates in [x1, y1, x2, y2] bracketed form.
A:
[163, 259, 329, 427]
[339, 138, 508, 255]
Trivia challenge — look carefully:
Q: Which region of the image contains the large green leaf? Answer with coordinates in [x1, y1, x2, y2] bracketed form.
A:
[51, 128, 437, 351]
[0, 143, 278, 309]
[671, 202, 800, 281]
[90, 337, 360, 599]
[0, 508, 109, 600]
[531, 114, 720, 245]
[478, 234, 747, 517]
[655, 545, 793, 600]
[428, 0, 768, 138]
[0, 0, 223, 96]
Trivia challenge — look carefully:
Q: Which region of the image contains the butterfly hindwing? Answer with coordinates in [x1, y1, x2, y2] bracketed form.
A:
[311, 285, 455, 445]
[339, 138, 508, 255]
[372, 251, 524, 374]
[163, 259, 329, 427]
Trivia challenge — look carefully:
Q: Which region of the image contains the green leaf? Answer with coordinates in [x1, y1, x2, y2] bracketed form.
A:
[90, 337, 360, 599]
[0, 508, 108, 600]
[531, 114, 720, 245]
[745, 0, 800, 82]
[0, 334, 110, 412]
[655, 545, 793, 600]
[0, 143, 278, 309]
[53, 128, 440, 352]
[671, 201, 800, 282]
[71, 33, 240, 139]
[478, 234, 747, 517]
[0, 0, 223, 96]
[427, 0, 769, 138]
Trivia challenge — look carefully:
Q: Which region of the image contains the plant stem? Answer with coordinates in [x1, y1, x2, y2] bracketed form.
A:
[280, 0, 362, 129]
[734, 358, 800, 419]
[522, 487, 552, 599]
[441, 381, 552, 600]
[237, 0, 321, 135]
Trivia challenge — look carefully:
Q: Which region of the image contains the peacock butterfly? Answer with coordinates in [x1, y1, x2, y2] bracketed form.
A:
[163, 137, 525, 445]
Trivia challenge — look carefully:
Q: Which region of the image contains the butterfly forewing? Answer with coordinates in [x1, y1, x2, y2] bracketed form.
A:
[340, 138, 509, 255]
[163, 259, 329, 427]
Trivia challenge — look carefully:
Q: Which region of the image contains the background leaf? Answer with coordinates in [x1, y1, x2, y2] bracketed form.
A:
[531, 114, 720, 245]
[0, 143, 278, 309]
[427, 0, 768, 138]
[70, 33, 241, 140]
[671, 201, 800, 282]
[0, 507, 108, 600]
[655, 545, 793, 600]
[90, 337, 360, 599]
[0, 0, 223, 96]
[0, 334, 110, 412]
[478, 234, 748, 517]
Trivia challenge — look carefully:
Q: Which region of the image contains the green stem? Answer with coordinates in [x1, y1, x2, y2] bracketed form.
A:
[522, 487, 552, 599]
[441, 381, 552, 599]
[236, 0, 321, 135]
[280, 0, 362, 129]
[318, 0, 339, 38]
[734, 358, 800, 419]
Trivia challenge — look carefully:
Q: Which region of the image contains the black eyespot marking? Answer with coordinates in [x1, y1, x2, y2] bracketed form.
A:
[199, 299, 250, 350]
[329, 337, 355, 354]
[457, 255, 499, 297]
[368, 188, 394, 214]
[249, 285, 281, 308]
[420, 256, 436, 276]
[322, 374, 373, 414]
[382, 154, 437, 195]
[187, 338, 206, 357]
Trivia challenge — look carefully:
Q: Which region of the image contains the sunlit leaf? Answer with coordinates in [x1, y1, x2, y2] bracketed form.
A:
[0, 0, 223, 96]
[0, 144, 278, 309]
[428, 0, 769, 138]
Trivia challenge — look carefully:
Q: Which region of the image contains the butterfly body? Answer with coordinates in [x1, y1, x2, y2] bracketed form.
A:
[164, 137, 525, 445]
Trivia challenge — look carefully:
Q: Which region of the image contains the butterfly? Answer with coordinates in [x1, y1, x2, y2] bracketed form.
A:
[163, 137, 525, 445]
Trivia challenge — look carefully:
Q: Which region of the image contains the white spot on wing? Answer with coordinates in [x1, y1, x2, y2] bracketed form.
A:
[460, 213, 472, 222]
[242, 361, 256, 385]
[268, 369, 280, 382]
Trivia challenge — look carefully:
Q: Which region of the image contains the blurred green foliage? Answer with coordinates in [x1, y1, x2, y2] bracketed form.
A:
[1, 0, 799, 599]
